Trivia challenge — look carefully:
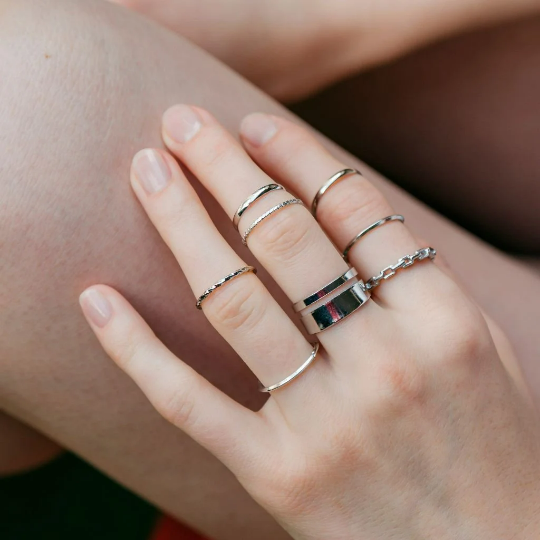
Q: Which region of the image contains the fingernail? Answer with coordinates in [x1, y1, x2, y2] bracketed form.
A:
[240, 113, 278, 147]
[163, 104, 202, 143]
[132, 149, 172, 194]
[80, 288, 113, 328]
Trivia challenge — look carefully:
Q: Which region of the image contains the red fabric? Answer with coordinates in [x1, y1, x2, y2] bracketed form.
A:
[150, 515, 208, 540]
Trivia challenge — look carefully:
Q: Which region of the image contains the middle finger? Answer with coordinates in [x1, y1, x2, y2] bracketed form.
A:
[162, 105, 380, 345]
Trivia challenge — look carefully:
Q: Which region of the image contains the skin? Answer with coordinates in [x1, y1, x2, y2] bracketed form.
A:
[110, 0, 540, 101]
[81, 106, 540, 539]
[1, 0, 540, 537]
[293, 15, 540, 254]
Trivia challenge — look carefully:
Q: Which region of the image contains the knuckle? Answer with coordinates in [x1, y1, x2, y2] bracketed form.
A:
[108, 324, 148, 372]
[265, 457, 320, 517]
[365, 360, 429, 415]
[205, 277, 264, 332]
[319, 178, 392, 229]
[253, 208, 312, 263]
[155, 205, 188, 233]
[426, 300, 489, 370]
[157, 382, 199, 429]
[197, 130, 237, 172]
[274, 129, 315, 165]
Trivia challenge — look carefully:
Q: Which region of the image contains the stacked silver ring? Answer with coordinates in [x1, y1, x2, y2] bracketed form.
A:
[292, 267, 371, 334]
[193, 170, 438, 395]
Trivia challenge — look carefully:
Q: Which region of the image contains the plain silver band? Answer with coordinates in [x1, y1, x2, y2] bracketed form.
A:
[342, 214, 405, 263]
[311, 168, 361, 217]
[292, 268, 358, 312]
[196, 266, 257, 310]
[301, 281, 371, 334]
[242, 198, 304, 246]
[232, 184, 284, 230]
[258, 342, 320, 393]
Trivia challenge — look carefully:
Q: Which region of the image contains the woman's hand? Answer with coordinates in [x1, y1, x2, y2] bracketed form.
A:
[109, 0, 540, 101]
[80, 105, 540, 539]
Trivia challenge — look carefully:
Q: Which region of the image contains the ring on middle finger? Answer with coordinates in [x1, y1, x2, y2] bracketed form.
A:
[232, 183, 284, 230]
[242, 198, 305, 246]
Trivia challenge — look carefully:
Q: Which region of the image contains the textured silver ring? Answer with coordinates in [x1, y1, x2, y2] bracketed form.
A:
[293, 268, 358, 312]
[342, 214, 405, 263]
[311, 168, 362, 217]
[232, 184, 284, 230]
[242, 198, 305, 246]
[196, 266, 257, 310]
[301, 281, 371, 334]
[258, 342, 320, 393]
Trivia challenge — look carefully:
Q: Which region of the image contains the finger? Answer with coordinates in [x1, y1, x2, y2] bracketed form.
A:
[129, 147, 325, 404]
[161, 105, 379, 346]
[79, 285, 263, 470]
[239, 113, 443, 307]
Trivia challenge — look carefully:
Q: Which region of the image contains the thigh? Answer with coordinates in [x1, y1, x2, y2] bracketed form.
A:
[1, 1, 539, 539]
[293, 16, 540, 254]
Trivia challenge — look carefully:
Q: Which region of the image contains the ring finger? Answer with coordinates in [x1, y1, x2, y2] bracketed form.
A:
[239, 114, 442, 307]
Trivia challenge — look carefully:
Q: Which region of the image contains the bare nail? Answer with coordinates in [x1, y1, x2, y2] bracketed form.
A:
[132, 149, 172, 194]
[240, 113, 278, 147]
[80, 288, 113, 328]
[163, 104, 202, 143]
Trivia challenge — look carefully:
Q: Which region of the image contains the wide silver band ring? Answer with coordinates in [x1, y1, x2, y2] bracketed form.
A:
[365, 247, 436, 290]
[196, 266, 257, 310]
[293, 268, 358, 312]
[301, 281, 371, 334]
[242, 198, 304, 246]
[342, 214, 405, 263]
[258, 342, 320, 393]
[311, 168, 362, 217]
[232, 184, 284, 230]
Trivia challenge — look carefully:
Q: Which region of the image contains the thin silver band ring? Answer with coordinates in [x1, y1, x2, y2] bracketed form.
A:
[301, 281, 371, 334]
[196, 266, 257, 310]
[242, 198, 304, 246]
[292, 268, 358, 312]
[232, 184, 284, 230]
[311, 168, 362, 217]
[342, 214, 405, 263]
[258, 342, 320, 393]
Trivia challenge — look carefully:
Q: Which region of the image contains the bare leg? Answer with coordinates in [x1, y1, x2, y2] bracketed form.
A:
[0, 412, 62, 475]
[0, 1, 539, 538]
[293, 16, 540, 254]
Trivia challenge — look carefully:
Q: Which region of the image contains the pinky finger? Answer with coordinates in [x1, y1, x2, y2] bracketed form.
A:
[79, 285, 264, 471]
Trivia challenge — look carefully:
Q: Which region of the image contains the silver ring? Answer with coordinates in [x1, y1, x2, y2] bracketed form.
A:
[232, 184, 284, 230]
[311, 168, 361, 217]
[242, 198, 304, 246]
[365, 247, 436, 290]
[301, 281, 371, 334]
[342, 214, 405, 263]
[258, 342, 320, 393]
[292, 268, 358, 312]
[196, 266, 257, 309]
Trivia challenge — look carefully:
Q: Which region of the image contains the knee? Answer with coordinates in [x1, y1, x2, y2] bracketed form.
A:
[0, 0, 162, 299]
[0, 0, 258, 408]
[0, 0, 184, 379]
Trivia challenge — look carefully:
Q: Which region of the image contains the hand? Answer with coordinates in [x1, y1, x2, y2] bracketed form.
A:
[80, 105, 540, 539]
[108, 0, 540, 101]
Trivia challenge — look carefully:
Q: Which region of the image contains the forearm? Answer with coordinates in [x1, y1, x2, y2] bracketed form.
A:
[330, 0, 540, 78]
